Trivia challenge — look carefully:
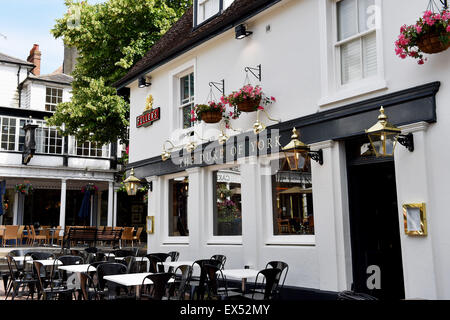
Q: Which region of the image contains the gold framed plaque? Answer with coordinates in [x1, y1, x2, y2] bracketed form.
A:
[403, 203, 427, 236]
[146, 216, 154, 234]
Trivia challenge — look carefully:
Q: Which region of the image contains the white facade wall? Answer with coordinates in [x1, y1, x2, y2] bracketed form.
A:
[0, 63, 29, 108]
[127, 0, 449, 297]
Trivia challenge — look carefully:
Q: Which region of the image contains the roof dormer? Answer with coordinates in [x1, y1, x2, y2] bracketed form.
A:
[194, 0, 235, 28]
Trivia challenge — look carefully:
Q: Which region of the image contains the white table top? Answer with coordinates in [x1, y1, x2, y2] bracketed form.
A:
[103, 272, 175, 287]
[115, 256, 149, 262]
[58, 264, 96, 273]
[220, 269, 260, 280]
[160, 261, 195, 268]
[2, 256, 32, 261]
[26, 259, 62, 266]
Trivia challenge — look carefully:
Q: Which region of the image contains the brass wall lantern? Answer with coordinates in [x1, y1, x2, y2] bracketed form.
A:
[161, 140, 176, 161]
[365, 106, 414, 157]
[123, 168, 143, 196]
[282, 128, 323, 170]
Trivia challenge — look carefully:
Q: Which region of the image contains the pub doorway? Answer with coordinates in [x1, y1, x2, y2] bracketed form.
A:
[346, 137, 405, 300]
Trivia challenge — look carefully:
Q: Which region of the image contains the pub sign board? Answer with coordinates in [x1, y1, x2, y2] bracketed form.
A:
[136, 107, 160, 128]
[137, 94, 161, 128]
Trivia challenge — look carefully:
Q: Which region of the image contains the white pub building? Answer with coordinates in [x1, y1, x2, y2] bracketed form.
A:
[115, 0, 450, 299]
[0, 45, 120, 229]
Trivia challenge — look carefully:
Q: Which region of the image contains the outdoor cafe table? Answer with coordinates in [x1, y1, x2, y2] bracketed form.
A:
[1, 256, 32, 262]
[26, 259, 63, 267]
[220, 269, 260, 293]
[103, 272, 174, 298]
[58, 264, 97, 290]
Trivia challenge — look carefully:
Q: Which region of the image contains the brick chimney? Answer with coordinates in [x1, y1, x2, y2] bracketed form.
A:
[27, 44, 41, 76]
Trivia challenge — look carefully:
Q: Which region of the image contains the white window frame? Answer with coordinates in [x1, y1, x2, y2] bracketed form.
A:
[206, 163, 243, 245]
[318, 0, 386, 107]
[0, 116, 17, 151]
[162, 171, 190, 245]
[45, 86, 63, 112]
[69, 136, 111, 158]
[178, 71, 195, 130]
[169, 59, 197, 134]
[194, 0, 223, 27]
[260, 154, 316, 246]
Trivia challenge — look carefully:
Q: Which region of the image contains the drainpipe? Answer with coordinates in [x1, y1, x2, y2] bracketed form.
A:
[17, 65, 22, 108]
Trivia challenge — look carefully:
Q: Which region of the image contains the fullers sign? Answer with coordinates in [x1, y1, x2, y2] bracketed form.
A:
[137, 94, 161, 128]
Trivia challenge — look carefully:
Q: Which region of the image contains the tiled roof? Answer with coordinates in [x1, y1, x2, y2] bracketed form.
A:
[0, 52, 34, 67]
[114, 0, 280, 89]
[27, 73, 73, 85]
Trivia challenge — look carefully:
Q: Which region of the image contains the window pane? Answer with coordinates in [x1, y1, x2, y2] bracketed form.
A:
[190, 73, 194, 99]
[213, 168, 242, 236]
[183, 104, 193, 129]
[358, 0, 375, 32]
[337, 0, 357, 41]
[272, 158, 314, 235]
[341, 38, 361, 84]
[169, 177, 189, 237]
[363, 32, 377, 78]
[180, 75, 190, 103]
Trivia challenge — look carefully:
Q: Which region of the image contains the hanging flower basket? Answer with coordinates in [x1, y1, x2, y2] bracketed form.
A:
[395, 9, 450, 64]
[191, 101, 226, 124]
[236, 97, 261, 113]
[15, 183, 33, 196]
[417, 30, 450, 53]
[223, 85, 276, 120]
[81, 184, 98, 193]
[200, 110, 223, 123]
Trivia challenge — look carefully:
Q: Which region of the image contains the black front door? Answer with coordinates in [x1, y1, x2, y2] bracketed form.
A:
[346, 138, 405, 300]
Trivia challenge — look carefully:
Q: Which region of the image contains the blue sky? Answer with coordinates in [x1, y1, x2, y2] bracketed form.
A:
[0, 0, 106, 75]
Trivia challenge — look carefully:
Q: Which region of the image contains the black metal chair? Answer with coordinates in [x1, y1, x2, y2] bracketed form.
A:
[121, 256, 142, 274]
[203, 263, 242, 300]
[7, 249, 30, 272]
[168, 264, 192, 300]
[168, 251, 180, 262]
[79, 272, 99, 300]
[242, 268, 282, 300]
[54, 255, 84, 286]
[4, 255, 37, 300]
[191, 259, 222, 300]
[33, 261, 75, 300]
[211, 254, 227, 270]
[111, 249, 136, 258]
[140, 272, 174, 300]
[265, 261, 289, 299]
[95, 262, 128, 300]
[145, 253, 170, 273]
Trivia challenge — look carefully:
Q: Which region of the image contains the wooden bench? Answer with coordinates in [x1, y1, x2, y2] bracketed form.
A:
[63, 227, 123, 249]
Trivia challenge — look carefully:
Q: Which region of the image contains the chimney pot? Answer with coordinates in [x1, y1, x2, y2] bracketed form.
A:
[27, 44, 41, 76]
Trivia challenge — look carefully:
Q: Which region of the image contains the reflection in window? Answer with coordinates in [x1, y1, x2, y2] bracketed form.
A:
[169, 176, 189, 237]
[272, 158, 314, 235]
[213, 167, 242, 236]
[180, 72, 194, 129]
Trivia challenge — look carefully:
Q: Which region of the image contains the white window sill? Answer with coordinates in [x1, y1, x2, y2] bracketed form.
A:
[162, 237, 189, 245]
[264, 235, 316, 246]
[318, 79, 388, 107]
[207, 236, 243, 245]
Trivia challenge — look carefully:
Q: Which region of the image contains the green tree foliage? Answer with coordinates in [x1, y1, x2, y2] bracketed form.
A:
[47, 0, 192, 145]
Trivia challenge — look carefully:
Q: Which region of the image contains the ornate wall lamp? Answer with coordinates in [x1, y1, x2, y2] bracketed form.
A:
[253, 108, 281, 135]
[365, 106, 414, 157]
[161, 140, 177, 161]
[282, 128, 323, 170]
[124, 168, 143, 196]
